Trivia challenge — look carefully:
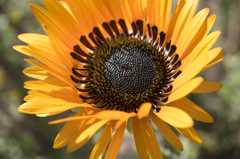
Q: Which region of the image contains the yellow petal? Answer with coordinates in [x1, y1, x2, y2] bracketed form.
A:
[43, 0, 80, 40]
[93, 0, 124, 23]
[156, 106, 194, 128]
[172, 0, 198, 45]
[36, 111, 65, 117]
[172, 55, 207, 92]
[101, 0, 125, 21]
[59, 1, 73, 15]
[25, 59, 73, 87]
[90, 121, 116, 159]
[23, 66, 48, 80]
[200, 47, 222, 70]
[13, 45, 31, 56]
[18, 99, 88, 115]
[140, 117, 163, 159]
[177, 8, 209, 59]
[192, 81, 222, 93]
[202, 52, 226, 71]
[66, 118, 98, 153]
[28, 42, 63, 64]
[75, 119, 109, 144]
[30, 4, 73, 48]
[26, 45, 68, 76]
[150, 111, 183, 151]
[175, 127, 202, 144]
[53, 108, 96, 149]
[182, 31, 221, 67]
[132, 117, 150, 159]
[137, 102, 152, 119]
[95, 110, 128, 120]
[180, 14, 216, 61]
[169, 97, 214, 123]
[105, 120, 126, 159]
[65, 0, 97, 34]
[24, 78, 69, 92]
[18, 33, 51, 47]
[167, 0, 187, 41]
[121, 0, 134, 25]
[159, 0, 172, 32]
[26, 88, 80, 102]
[167, 77, 203, 103]
[49, 115, 94, 125]
[43, 24, 73, 70]
[116, 113, 136, 129]
[25, 89, 81, 102]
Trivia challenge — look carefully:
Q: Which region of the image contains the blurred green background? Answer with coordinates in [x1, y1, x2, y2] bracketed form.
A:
[0, 0, 239, 158]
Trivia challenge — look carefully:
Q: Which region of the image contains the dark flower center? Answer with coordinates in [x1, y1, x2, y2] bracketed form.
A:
[70, 19, 182, 113]
[88, 36, 166, 112]
[104, 45, 158, 96]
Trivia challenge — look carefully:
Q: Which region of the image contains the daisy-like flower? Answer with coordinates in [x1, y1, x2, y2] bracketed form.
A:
[14, 0, 225, 158]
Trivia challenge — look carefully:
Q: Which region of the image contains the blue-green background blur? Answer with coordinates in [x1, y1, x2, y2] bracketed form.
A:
[0, 0, 239, 158]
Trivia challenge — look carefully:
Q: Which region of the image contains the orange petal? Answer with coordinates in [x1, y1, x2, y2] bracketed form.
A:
[192, 81, 222, 93]
[140, 117, 163, 159]
[66, 118, 98, 153]
[13, 45, 31, 56]
[169, 97, 214, 123]
[65, 0, 97, 34]
[137, 102, 152, 119]
[90, 121, 116, 159]
[43, 24, 73, 70]
[172, 0, 198, 45]
[182, 31, 221, 67]
[25, 45, 66, 75]
[30, 4, 74, 48]
[156, 106, 194, 128]
[175, 127, 202, 144]
[150, 111, 183, 151]
[177, 8, 209, 59]
[95, 110, 128, 120]
[43, 0, 80, 40]
[159, 0, 172, 33]
[116, 113, 136, 129]
[105, 120, 126, 159]
[167, 0, 187, 41]
[202, 52, 226, 71]
[24, 77, 70, 92]
[53, 108, 91, 149]
[172, 56, 207, 92]
[23, 66, 48, 80]
[167, 77, 203, 103]
[200, 47, 222, 71]
[132, 117, 150, 159]
[18, 100, 87, 115]
[180, 14, 216, 62]
[36, 111, 65, 117]
[49, 115, 94, 124]
[25, 59, 73, 87]
[75, 119, 109, 144]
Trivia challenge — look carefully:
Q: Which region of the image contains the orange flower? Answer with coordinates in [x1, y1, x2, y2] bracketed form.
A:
[14, 0, 225, 158]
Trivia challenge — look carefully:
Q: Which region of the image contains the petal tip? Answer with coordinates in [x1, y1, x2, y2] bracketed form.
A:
[53, 144, 59, 149]
[18, 106, 25, 113]
[137, 102, 152, 119]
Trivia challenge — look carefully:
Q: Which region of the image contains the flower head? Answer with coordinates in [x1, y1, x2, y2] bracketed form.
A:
[15, 0, 225, 158]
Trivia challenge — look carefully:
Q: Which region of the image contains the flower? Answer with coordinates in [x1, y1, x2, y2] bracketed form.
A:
[14, 0, 225, 158]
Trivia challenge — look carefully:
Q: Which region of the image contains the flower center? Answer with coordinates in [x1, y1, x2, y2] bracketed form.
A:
[104, 43, 158, 96]
[70, 19, 182, 113]
[88, 36, 166, 112]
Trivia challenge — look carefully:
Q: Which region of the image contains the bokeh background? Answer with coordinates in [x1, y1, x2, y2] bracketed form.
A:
[0, 0, 239, 158]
